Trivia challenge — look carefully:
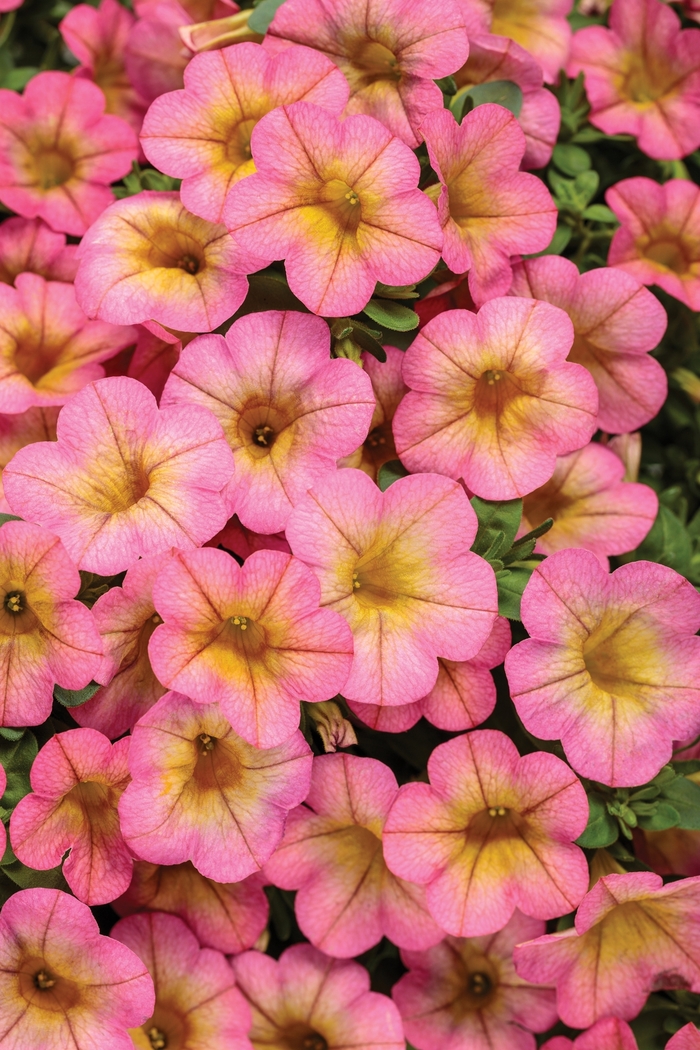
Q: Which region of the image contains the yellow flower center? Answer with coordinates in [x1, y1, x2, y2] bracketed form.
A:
[644, 237, 689, 275]
[4, 590, 24, 614]
[34, 969, 56, 990]
[282, 1025, 329, 1050]
[225, 117, 257, 167]
[147, 1028, 168, 1050]
[468, 971, 493, 997]
[488, 806, 508, 817]
[176, 254, 200, 275]
[237, 399, 295, 460]
[320, 179, 363, 231]
[230, 615, 248, 630]
[35, 148, 74, 190]
[350, 38, 401, 81]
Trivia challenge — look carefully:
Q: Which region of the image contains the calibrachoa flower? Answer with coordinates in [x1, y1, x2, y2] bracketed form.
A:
[148, 547, 353, 747]
[457, 0, 572, 83]
[232, 943, 405, 1050]
[224, 102, 443, 316]
[286, 470, 498, 708]
[505, 549, 700, 786]
[0, 519, 102, 727]
[383, 729, 589, 936]
[513, 872, 700, 1028]
[393, 911, 557, 1050]
[118, 691, 312, 882]
[209, 515, 290, 560]
[75, 191, 250, 333]
[0, 407, 58, 512]
[0, 71, 137, 236]
[161, 311, 375, 534]
[510, 255, 668, 433]
[111, 912, 252, 1050]
[541, 1018, 639, 1050]
[127, 322, 182, 400]
[264, 753, 443, 958]
[142, 42, 350, 223]
[669, 1027, 700, 1050]
[115, 861, 269, 955]
[0, 217, 77, 285]
[606, 177, 700, 311]
[392, 300, 598, 500]
[339, 345, 407, 480]
[264, 0, 469, 146]
[10, 728, 132, 906]
[3, 376, 235, 575]
[0, 887, 154, 1050]
[568, 0, 700, 160]
[421, 106, 556, 305]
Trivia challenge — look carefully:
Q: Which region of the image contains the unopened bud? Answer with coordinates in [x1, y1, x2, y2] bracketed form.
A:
[606, 431, 642, 483]
[179, 9, 263, 53]
[306, 701, 358, 752]
[674, 367, 700, 404]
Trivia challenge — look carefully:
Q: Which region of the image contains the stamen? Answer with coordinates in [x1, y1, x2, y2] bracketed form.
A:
[176, 254, 200, 275]
[147, 1027, 168, 1050]
[199, 733, 215, 751]
[352, 572, 361, 590]
[34, 969, 56, 990]
[231, 616, 248, 630]
[485, 370, 502, 385]
[4, 591, 23, 614]
[253, 425, 274, 447]
[344, 190, 360, 206]
[468, 971, 492, 997]
[488, 806, 507, 817]
[151, 614, 162, 625]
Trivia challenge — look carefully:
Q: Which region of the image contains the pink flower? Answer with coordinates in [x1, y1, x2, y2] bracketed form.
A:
[142, 41, 349, 223]
[118, 691, 312, 882]
[0, 218, 77, 286]
[505, 549, 700, 786]
[513, 872, 700, 1028]
[0, 407, 59, 512]
[127, 322, 182, 400]
[668, 1026, 700, 1050]
[224, 102, 442, 316]
[421, 106, 556, 305]
[232, 943, 405, 1050]
[510, 255, 668, 433]
[264, 0, 469, 146]
[568, 0, 700, 160]
[3, 376, 235, 575]
[394, 911, 557, 1050]
[111, 912, 251, 1050]
[264, 753, 443, 958]
[148, 547, 354, 748]
[10, 728, 132, 905]
[392, 301, 598, 500]
[209, 515, 290, 561]
[383, 729, 589, 936]
[457, 0, 572, 83]
[75, 191, 250, 333]
[606, 177, 700, 311]
[0, 765, 6, 856]
[338, 344, 407, 480]
[0, 71, 137, 236]
[161, 311, 375, 534]
[0, 887, 154, 1049]
[541, 1018, 639, 1050]
[286, 470, 498, 708]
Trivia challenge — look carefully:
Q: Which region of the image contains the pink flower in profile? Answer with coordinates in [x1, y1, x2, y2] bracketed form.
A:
[0, 218, 77, 286]
[161, 311, 375, 534]
[148, 547, 353, 747]
[339, 344, 407, 480]
[209, 515, 290, 561]
[111, 912, 251, 1050]
[383, 730, 589, 937]
[542, 1018, 638, 1050]
[265, 754, 443, 958]
[0, 407, 58, 512]
[0, 71, 137, 236]
[10, 728, 132, 905]
[264, 0, 469, 146]
[394, 911, 557, 1050]
[287, 470, 497, 709]
[669, 1026, 700, 1050]
[127, 322, 182, 400]
[606, 178, 700, 311]
[510, 255, 668, 433]
[0, 765, 6, 856]
[142, 42, 349, 223]
[393, 301, 598, 500]
[0, 887, 154, 1050]
[457, 0, 572, 83]
[421, 107, 556, 305]
[568, 0, 700, 160]
[119, 691, 312, 882]
[224, 102, 442, 316]
[3, 377, 234, 575]
[505, 550, 700, 786]
[232, 943, 405, 1050]
[75, 191, 250, 333]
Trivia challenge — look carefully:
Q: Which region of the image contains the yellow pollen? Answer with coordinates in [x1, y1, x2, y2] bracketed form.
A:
[485, 370, 502, 385]
[345, 190, 360, 205]
[151, 614, 162, 625]
[199, 733, 215, 751]
[352, 572, 361, 590]
[147, 1027, 168, 1050]
[34, 970, 56, 990]
[231, 616, 248, 630]
[5, 593, 22, 613]
[488, 806, 507, 817]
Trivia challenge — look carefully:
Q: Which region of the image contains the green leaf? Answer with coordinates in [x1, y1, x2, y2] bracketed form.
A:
[377, 460, 409, 492]
[373, 282, 419, 300]
[470, 497, 522, 561]
[552, 143, 591, 176]
[362, 298, 419, 332]
[233, 272, 307, 319]
[0, 858, 69, 892]
[582, 204, 618, 223]
[53, 681, 101, 708]
[452, 80, 524, 119]
[496, 565, 534, 620]
[435, 74, 457, 95]
[0, 728, 24, 742]
[346, 322, 387, 363]
[635, 803, 680, 832]
[576, 793, 619, 848]
[2, 67, 37, 90]
[0, 730, 38, 812]
[502, 518, 553, 565]
[248, 0, 286, 33]
[663, 777, 700, 829]
[0, 515, 21, 528]
[628, 505, 692, 577]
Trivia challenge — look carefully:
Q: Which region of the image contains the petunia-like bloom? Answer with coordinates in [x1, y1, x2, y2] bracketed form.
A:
[209, 515, 290, 560]
[119, 691, 312, 882]
[0, 407, 58, 512]
[148, 547, 353, 747]
[10, 728, 132, 906]
[111, 912, 252, 1050]
[115, 861, 269, 955]
[264, 753, 443, 958]
[567, 0, 700, 160]
[0, 71, 137, 237]
[142, 42, 349, 224]
[520, 442, 658, 565]
[0, 217, 77, 286]
[127, 322, 183, 400]
[232, 943, 405, 1050]
[668, 1026, 700, 1050]
[75, 191, 250, 333]
[383, 729, 589, 937]
[339, 345, 407, 480]
[514, 872, 700, 1028]
[421, 107, 556, 306]
[161, 311, 375, 534]
[224, 102, 443, 316]
[510, 255, 668, 433]
[3, 376, 235, 575]
[287, 469, 498, 708]
[457, 0, 572, 83]
[393, 911, 557, 1050]
[392, 300, 598, 500]
[264, 0, 469, 147]
[541, 1018, 638, 1050]
[606, 177, 700, 312]
[0, 519, 103, 727]
[505, 549, 700, 786]
[0, 887, 154, 1050]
